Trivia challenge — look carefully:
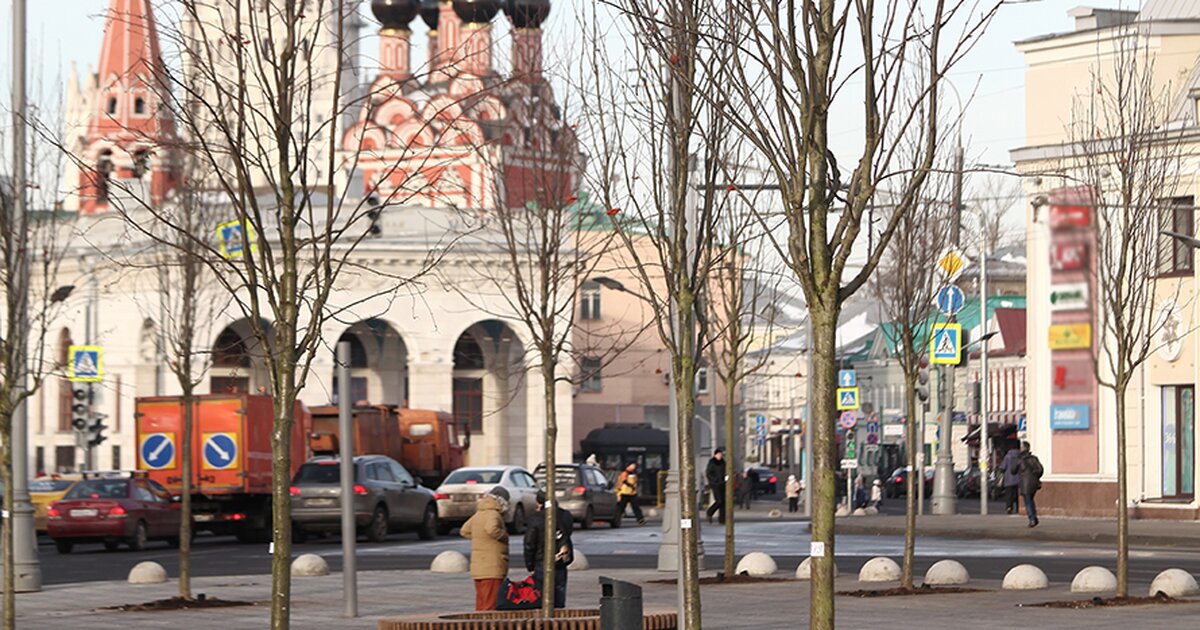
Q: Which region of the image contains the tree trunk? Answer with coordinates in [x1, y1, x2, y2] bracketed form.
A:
[179, 387, 194, 599]
[676, 304, 701, 630]
[2, 413, 14, 630]
[723, 372, 736, 578]
[808, 299, 839, 630]
[1115, 384, 1128, 598]
[901, 371, 919, 589]
[270, 371, 298, 629]
[540, 358, 557, 618]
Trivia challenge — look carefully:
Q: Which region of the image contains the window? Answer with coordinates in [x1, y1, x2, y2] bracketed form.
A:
[389, 461, 414, 486]
[1158, 198, 1195, 275]
[580, 357, 602, 392]
[580, 281, 601, 320]
[696, 366, 709, 394]
[112, 445, 121, 470]
[134, 483, 155, 502]
[55, 445, 75, 473]
[1163, 385, 1195, 499]
[106, 96, 117, 115]
[149, 480, 172, 502]
[368, 462, 396, 482]
[133, 97, 146, 115]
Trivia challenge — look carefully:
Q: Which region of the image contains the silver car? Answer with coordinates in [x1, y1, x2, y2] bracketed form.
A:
[290, 455, 438, 543]
[433, 466, 539, 534]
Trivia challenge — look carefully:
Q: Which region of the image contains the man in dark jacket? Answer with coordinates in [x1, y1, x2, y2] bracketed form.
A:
[1016, 441, 1043, 528]
[999, 446, 1021, 514]
[524, 490, 574, 608]
[705, 448, 726, 524]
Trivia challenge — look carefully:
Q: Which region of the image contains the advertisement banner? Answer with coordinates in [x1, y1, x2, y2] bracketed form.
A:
[1048, 323, 1091, 349]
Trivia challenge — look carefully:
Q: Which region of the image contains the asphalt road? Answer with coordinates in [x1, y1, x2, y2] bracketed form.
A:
[37, 518, 1200, 587]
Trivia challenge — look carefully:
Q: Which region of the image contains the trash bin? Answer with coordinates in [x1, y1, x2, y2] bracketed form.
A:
[599, 576, 643, 630]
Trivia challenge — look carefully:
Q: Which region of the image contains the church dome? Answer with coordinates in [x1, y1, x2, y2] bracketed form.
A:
[453, 0, 501, 24]
[420, 0, 440, 30]
[505, 0, 550, 29]
[372, 0, 419, 31]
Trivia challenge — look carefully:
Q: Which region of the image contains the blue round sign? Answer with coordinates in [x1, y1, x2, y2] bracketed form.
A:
[140, 433, 175, 470]
[936, 285, 966, 316]
[203, 433, 238, 470]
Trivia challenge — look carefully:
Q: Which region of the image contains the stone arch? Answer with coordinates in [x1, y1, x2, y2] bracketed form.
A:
[209, 319, 272, 394]
[334, 318, 410, 406]
[452, 320, 528, 465]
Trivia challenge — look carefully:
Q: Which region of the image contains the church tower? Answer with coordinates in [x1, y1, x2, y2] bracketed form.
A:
[75, 0, 178, 214]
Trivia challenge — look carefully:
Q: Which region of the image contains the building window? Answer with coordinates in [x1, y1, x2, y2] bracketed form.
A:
[453, 377, 484, 433]
[133, 97, 146, 115]
[106, 96, 118, 115]
[112, 445, 122, 470]
[696, 366, 709, 394]
[55, 445, 76, 474]
[1158, 198, 1195, 275]
[1163, 385, 1195, 499]
[580, 357, 602, 392]
[580, 281, 601, 320]
[95, 150, 114, 203]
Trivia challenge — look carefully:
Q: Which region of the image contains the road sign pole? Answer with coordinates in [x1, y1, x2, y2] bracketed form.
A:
[980, 245, 990, 516]
[932, 142, 964, 517]
[337, 341, 357, 618]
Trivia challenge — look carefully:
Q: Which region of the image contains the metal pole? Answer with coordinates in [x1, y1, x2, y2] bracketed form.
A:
[791, 397, 800, 479]
[11, 0, 42, 592]
[803, 316, 813, 517]
[84, 265, 98, 470]
[337, 341, 357, 618]
[979, 245, 990, 516]
[918, 404, 926, 516]
[932, 142, 964, 516]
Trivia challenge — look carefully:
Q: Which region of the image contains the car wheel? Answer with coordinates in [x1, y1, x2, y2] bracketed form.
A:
[581, 506, 594, 530]
[366, 505, 389, 543]
[610, 510, 623, 529]
[128, 521, 148, 551]
[54, 540, 73, 554]
[104, 539, 121, 552]
[508, 504, 526, 535]
[417, 505, 437, 541]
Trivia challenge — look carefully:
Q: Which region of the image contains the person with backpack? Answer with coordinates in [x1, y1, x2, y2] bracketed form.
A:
[785, 474, 802, 513]
[524, 490, 574, 608]
[460, 486, 510, 610]
[615, 462, 646, 525]
[1000, 445, 1022, 515]
[1016, 441, 1044, 528]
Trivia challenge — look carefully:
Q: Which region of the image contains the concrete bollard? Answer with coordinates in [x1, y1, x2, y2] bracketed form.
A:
[127, 561, 168, 584]
[1070, 566, 1116, 593]
[291, 553, 330, 577]
[863, 506, 879, 515]
[923, 560, 969, 585]
[1149, 568, 1200, 597]
[430, 550, 469, 573]
[569, 550, 590, 571]
[858, 557, 901, 583]
[1002, 564, 1049, 590]
[851, 508, 867, 516]
[795, 557, 838, 580]
[736, 552, 778, 576]
[767, 509, 782, 518]
[835, 504, 851, 517]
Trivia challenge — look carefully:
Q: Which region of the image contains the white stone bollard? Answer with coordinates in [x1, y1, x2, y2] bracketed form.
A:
[735, 552, 778, 577]
[569, 550, 589, 571]
[852, 508, 867, 516]
[291, 553, 330, 577]
[923, 560, 970, 586]
[430, 550, 470, 574]
[835, 504, 851, 517]
[767, 509, 782, 519]
[864, 506, 879, 515]
[1070, 566, 1116, 593]
[795, 557, 838, 580]
[858, 557, 901, 583]
[127, 561, 168, 585]
[1149, 568, 1200, 597]
[1002, 564, 1049, 590]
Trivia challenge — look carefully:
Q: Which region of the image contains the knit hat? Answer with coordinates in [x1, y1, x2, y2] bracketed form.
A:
[487, 485, 511, 502]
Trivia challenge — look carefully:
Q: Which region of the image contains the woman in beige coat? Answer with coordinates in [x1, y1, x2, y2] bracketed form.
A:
[460, 486, 510, 610]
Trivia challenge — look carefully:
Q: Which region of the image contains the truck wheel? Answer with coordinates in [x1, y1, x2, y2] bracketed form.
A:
[417, 505, 437, 541]
[128, 521, 148, 551]
[366, 506, 389, 543]
[54, 540, 73, 554]
[581, 506, 594, 530]
[508, 505, 526, 535]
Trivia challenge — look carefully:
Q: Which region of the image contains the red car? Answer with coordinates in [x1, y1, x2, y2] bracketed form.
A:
[48, 476, 182, 553]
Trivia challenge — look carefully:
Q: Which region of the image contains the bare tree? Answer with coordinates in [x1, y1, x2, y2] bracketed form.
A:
[1066, 31, 1187, 598]
[965, 174, 1022, 254]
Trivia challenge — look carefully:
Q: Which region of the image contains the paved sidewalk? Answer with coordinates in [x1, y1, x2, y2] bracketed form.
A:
[833, 513, 1200, 547]
[6, 566, 1200, 629]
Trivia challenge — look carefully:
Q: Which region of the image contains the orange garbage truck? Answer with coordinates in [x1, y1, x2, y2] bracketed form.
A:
[135, 394, 312, 542]
[308, 404, 466, 486]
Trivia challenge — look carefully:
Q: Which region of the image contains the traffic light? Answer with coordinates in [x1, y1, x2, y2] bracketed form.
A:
[70, 383, 92, 432]
[970, 381, 982, 415]
[366, 195, 382, 236]
[87, 414, 108, 448]
[915, 359, 930, 406]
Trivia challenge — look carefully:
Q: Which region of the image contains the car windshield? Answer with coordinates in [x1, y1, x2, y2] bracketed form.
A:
[444, 469, 504, 485]
[533, 466, 578, 490]
[294, 462, 359, 485]
[29, 480, 73, 493]
[64, 479, 129, 500]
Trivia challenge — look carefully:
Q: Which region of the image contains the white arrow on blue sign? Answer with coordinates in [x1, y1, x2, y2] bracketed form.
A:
[203, 433, 239, 470]
[935, 285, 966, 316]
[838, 369, 856, 388]
[140, 433, 175, 470]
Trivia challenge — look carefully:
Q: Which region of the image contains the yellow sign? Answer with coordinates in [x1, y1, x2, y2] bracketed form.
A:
[1048, 323, 1091, 349]
[836, 387, 860, 411]
[929, 323, 962, 365]
[68, 345, 104, 382]
[216, 219, 258, 259]
[937, 248, 971, 279]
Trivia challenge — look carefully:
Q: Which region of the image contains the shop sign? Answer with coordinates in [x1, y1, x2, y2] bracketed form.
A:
[1050, 404, 1090, 430]
[1048, 323, 1091, 350]
[1050, 242, 1088, 271]
[1048, 205, 1090, 230]
[1049, 282, 1089, 312]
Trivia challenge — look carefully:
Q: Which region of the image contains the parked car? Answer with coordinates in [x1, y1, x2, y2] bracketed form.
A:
[533, 463, 619, 529]
[47, 474, 181, 553]
[746, 467, 779, 496]
[882, 467, 935, 498]
[432, 465, 538, 535]
[30, 476, 79, 533]
[290, 455, 438, 543]
[956, 466, 981, 498]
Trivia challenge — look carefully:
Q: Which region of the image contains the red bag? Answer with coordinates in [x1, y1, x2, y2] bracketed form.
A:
[496, 575, 542, 610]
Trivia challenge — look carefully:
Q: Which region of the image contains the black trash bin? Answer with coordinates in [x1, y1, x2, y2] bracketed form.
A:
[599, 576, 643, 630]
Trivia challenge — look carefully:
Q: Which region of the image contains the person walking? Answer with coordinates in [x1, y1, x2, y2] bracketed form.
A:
[460, 486, 510, 610]
[1000, 445, 1021, 515]
[1016, 441, 1044, 528]
[785, 474, 801, 513]
[524, 490, 574, 608]
[870, 478, 883, 509]
[615, 462, 646, 525]
[705, 448, 727, 524]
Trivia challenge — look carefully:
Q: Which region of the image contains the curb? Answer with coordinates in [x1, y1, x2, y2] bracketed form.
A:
[828, 521, 1197, 548]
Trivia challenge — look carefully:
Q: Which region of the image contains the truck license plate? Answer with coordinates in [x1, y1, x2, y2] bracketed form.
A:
[193, 514, 214, 522]
[70, 509, 97, 518]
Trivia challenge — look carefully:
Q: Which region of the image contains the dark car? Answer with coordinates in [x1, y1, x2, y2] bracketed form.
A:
[746, 467, 779, 496]
[956, 466, 982, 498]
[533, 463, 619, 529]
[47, 475, 181, 553]
[883, 467, 935, 498]
[290, 455, 438, 543]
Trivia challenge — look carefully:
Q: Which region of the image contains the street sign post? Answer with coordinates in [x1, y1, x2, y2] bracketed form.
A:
[68, 346, 103, 382]
[838, 369, 856, 388]
[929, 323, 963, 365]
[217, 220, 258, 259]
[937, 248, 971, 280]
[836, 387, 860, 410]
[838, 411, 857, 430]
[935, 285, 966, 316]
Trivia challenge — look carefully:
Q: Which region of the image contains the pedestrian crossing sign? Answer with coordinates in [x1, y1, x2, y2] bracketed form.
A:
[836, 387, 860, 411]
[68, 345, 104, 382]
[929, 323, 962, 365]
[217, 219, 258, 259]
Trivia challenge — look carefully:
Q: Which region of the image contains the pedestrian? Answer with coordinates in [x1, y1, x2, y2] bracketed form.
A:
[785, 474, 801, 513]
[615, 462, 646, 525]
[1000, 445, 1021, 515]
[585, 453, 598, 467]
[460, 486, 510, 610]
[705, 448, 727, 524]
[1016, 441, 1044, 528]
[735, 469, 752, 509]
[524, 490, 574, 608]
[852, 476, 869, 510]
[870, 479, 883, 508]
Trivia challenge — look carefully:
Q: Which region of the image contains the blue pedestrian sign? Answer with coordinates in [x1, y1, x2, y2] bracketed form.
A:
[838, 369, 856, 388]
[929, 323, 963, 365]
[935, 285, 966, 316]
[68, 345, 103, 382]
[140, 433, 176, 470]
[217, 219, 258, 259]
[836, 387, 860, 411]
[202, 432, 239, 470]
